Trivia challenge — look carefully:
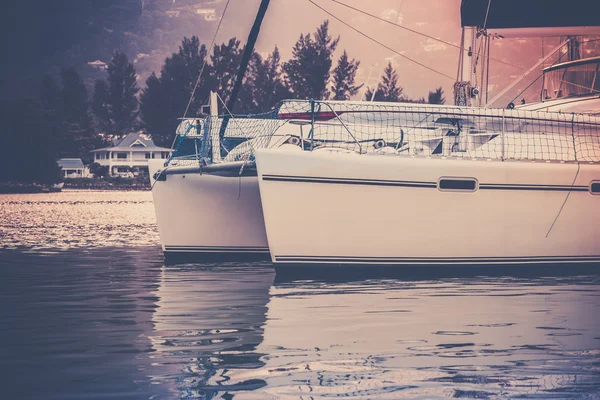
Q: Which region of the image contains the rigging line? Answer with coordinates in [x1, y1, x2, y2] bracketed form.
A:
[547, 113, 579, 238]
[507, 51, 569, 105]
[182, 0, 232, 120]
[328, 0, 526, 71]
[307, 0, 455, 81]
[546, 163, 580, 238]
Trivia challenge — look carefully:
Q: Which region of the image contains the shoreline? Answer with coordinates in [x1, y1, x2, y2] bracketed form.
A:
[0, 179, 151, 194]
[64, 181, 150, 191]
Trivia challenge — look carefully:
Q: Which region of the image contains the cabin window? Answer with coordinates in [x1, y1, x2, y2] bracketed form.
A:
[438, 177, 478, 192]
[590, 181, 600, 195]
[145, 153, 151, 159]
[117, 153, 128, 159]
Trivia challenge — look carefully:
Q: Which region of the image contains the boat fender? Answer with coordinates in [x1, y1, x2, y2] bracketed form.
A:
[153, 170, 167, 181]
[287, 136, 301, 146]
[373, 139, 386, 149]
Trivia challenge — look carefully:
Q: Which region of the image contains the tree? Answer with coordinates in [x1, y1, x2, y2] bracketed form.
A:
[246, 47, 290, 112]
[207, 38, 243, 105]
[283, 20, 339, 100]
[428, 87, 446, 104]
[0, 98, 62, 184]
[330, 50, 362, 100]
[377, 62, 403, 102]
[140, 36, 209, 146]
[60, 67, 91, 131]
[363, 63, 404, 102]
[59, 67, 94, 158]
[89, 162, 109, 177]
[364, 86, 378, 101]
[139, 73, 171, 145]
[40, 75, 61, 112]
[92, 79, 111, 132]
[92, 51, 139, 135]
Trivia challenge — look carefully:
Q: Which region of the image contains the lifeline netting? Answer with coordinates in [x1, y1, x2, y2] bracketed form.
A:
[166, 99, 600, 167]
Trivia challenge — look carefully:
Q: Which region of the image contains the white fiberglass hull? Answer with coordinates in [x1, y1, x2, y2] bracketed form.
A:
[255, 149, 600, 265]
[148, 160, 269, 259]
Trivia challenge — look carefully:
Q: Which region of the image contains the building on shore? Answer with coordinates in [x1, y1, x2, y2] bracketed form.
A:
[87, 60, 108, 70]
[57, 158, 90, 179]
[91, 132, 172, 177]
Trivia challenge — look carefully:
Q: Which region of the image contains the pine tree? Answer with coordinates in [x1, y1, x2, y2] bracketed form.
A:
[59, 67, 93, 158]
[60, 67, 91, 131]
[0, 99, 62, 184]
[377, 62, 403, 102]
[140, 36, 209, 146]
[93, 51, 139, 136]
[330, 50, 362, 100]
[40, 75, 61, 112]
[428, 87, 446, 104]
[283, 20, 340, 99]
[92, 79, 111, 132]
[207, 38, 243, 105]
[139, 73, 171, 145]
[364, 86, 378, 101]
[247, 47, 290, 112]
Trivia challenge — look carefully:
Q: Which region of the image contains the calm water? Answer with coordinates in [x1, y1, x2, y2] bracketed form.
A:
[1, 190, 599, 399]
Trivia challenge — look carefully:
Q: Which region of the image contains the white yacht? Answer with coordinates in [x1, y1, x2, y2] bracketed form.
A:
[148, 113, 301, 260]
[255, 100, 600, 265]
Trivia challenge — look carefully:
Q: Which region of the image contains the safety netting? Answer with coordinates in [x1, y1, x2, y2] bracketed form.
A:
[166, 99, 600, 168]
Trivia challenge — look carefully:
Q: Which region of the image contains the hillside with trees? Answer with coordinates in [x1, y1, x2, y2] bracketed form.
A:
[0, 19, 467, 183]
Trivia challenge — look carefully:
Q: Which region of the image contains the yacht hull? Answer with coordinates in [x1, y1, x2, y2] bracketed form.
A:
[255, 149, 600, 265]
[148, 160, 269, 260]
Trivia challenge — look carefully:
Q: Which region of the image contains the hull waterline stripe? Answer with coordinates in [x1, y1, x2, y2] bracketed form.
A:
[165, 246, 269, 253]
[274, 255, 600, 264]
[262, 175, 590, 192]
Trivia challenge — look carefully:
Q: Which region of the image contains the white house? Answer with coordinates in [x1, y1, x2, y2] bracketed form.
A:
[87, 60, 108, 70]
[91, 132, 172, 177]
[57, 158, 90, 178]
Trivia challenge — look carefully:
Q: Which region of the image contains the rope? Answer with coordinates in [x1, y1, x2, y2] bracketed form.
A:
[182, 0, 232, 119]
[307, 0, 455, 81]
[328, 0, 526, 71]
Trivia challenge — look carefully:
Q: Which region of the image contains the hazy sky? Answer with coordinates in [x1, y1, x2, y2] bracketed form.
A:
[211, 0, 463, 99]
[0, 0, 575, 103]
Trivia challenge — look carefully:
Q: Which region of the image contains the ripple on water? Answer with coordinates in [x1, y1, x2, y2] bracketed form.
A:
[433, 330, 478, 336]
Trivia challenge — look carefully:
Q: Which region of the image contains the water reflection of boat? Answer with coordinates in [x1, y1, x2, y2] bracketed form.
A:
[148, 264, 274, 397]
[245, 268, 600, 398]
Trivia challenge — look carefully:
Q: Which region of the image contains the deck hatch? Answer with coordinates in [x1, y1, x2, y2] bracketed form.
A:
[438, 177, 478, 192]
[591, 181, 600, 194]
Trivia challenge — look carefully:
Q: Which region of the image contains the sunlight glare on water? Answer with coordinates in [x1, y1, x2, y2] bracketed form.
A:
[0, 190, 159, 250]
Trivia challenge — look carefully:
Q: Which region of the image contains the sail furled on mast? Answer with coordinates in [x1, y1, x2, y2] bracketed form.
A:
[460, 0, 600, 37]
[218, 0, 271, 141]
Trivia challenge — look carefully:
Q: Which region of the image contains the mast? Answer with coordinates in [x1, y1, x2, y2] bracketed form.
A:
[454, 26, 477, 106]
[218, 0, 271, 141]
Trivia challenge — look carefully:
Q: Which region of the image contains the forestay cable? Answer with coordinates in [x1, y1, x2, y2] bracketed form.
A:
[307, 0, 455, 81]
